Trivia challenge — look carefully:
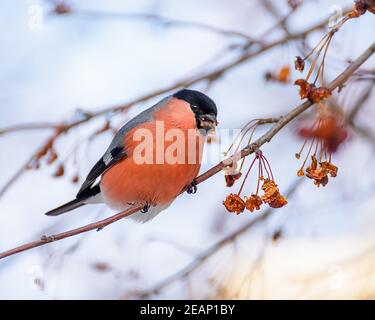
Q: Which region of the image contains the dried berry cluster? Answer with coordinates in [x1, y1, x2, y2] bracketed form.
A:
[301, 155, 338, 187]
[295, 105, 347, 187]
[223, 151, 287, 215]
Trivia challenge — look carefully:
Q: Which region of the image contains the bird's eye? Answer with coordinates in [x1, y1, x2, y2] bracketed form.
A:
[191, 105, 198, 111]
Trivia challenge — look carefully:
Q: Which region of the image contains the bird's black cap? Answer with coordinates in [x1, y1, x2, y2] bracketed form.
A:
[173, 89, 217, 116]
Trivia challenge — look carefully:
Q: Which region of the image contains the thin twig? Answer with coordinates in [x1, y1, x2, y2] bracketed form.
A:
[0, 41, 373, 261]
[346, 81, 375, 145]
[0, 206, 141, 260]
[69, 10, 256, 42]
[261, 0, 294, 36]
[0, 153, 35, 198]
[0, 123, 59, 136]
[347, 81, 374, 123]
[0, 126, 68, 198]
[352, 124, 375, 145]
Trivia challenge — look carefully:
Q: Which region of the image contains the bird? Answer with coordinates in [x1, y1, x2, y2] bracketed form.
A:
[45, 89, 218, 222]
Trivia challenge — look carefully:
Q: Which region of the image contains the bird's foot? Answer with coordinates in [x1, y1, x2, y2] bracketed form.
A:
[186, 179, 198, 194]
[141, 202, 151, 213]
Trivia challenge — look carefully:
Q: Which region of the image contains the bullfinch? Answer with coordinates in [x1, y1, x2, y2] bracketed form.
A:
[45, 89, 218, 222]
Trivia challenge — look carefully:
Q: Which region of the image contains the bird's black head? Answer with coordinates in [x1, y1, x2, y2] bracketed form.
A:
[173, 89, 218, 132]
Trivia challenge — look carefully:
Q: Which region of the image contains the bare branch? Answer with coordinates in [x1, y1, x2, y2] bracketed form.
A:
[67, 10, 256, 42]
[261, 0, 294, 36]
[352, 124, 375, 145]
[0, 154, 34, 199]
[0, 206, 142, 260]
[0, 127, 67, 198]
[347, 81, 374, 122]
[0, 123, 58, 136]
[0, 41, 373, 261]
[346, 81, 375, 145]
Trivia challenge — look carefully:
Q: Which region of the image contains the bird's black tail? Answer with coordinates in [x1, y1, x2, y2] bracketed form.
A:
[45, 185, 101, 216]
[45, 198, 86, 216]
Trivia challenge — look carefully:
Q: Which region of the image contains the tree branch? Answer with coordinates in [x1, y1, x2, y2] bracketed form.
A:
[67, 10, 256, 42]
[0, 41, 373, 261]
[0, 122, 59, 136]
[347, 81, 374, 123]
[0, 206, 142, 260]
[345, 80, 375, 145]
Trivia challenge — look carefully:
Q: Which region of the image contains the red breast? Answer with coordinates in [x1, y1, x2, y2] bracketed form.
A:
[100, 98, 205, 210]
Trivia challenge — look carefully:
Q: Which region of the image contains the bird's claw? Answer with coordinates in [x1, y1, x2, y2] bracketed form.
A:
[187, 179, 198, 194]
[141, 202, 151, 213]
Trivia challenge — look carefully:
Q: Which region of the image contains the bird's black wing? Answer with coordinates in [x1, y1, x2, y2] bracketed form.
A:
[76, 95, 170, 199]
[77, 146, 125, 198]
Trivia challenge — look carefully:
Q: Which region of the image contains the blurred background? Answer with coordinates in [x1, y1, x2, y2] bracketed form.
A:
[0, 0, 375, 299]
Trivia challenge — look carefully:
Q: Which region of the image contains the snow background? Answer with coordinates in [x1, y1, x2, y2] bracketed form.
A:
[0, 0, 375, 299]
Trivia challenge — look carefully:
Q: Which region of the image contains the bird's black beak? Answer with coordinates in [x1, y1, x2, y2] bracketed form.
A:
[198, 114, 218, 133]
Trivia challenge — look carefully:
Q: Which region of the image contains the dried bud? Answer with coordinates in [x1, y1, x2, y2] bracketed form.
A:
[308, 86, 332, 103]
[272, 229, 283, 242]
[264, 71, 273, 81]
[295, 80, 332, 102]
[288, 0, 303, 10]
[54, 164, 65, 177]
[265, 66, 291, 83]
[261, 179, 288, 209]
[320, 161, 338, 177]
[223, 194, 246, 214]
[294, 79, 310, 99]
[71, 174, 80, 184]
[354, 0, 370, 15]
[294, 56, 305, 72]
[244, 194, 263, 212]
[225, 172, 242, 187]
[92, 262, 111, 273]
[46, 149, 58, 165]
[278, 66, 291, 83]
[268, 195, 288, 208]
[54, 3, 72, 15]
